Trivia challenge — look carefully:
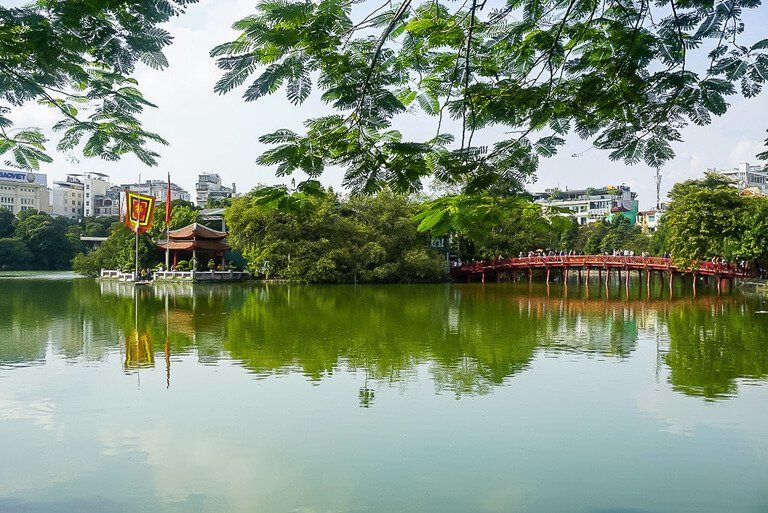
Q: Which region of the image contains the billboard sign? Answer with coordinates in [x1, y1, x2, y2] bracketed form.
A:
[0, 170, 47, 186]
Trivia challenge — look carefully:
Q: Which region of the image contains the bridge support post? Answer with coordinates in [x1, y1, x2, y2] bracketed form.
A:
[692, 273, 697, 296]
[716, 275, 722, 295]
[546, 267, 551, 285]
[481, 272, 485, 285]
[668, 271, 673, 297]
[528, 268, 533, 285]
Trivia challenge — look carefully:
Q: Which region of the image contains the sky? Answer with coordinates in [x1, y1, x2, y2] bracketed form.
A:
[9, 0, 768, 209]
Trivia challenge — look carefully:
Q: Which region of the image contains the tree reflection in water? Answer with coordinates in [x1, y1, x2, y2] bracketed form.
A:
[0, 279, 766, 402]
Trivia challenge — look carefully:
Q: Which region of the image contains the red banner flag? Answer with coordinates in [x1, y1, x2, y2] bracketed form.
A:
[165, 173, 172, 226]
[125, 191, 156, 234]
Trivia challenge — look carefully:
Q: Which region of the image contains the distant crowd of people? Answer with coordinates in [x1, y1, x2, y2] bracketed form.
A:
[709, 257, 766, 277]
[516, 249, 657, 258]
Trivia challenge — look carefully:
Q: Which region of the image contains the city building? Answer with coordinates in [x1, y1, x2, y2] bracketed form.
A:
[51, 174, 85, 218]
[52, 172, 121, 218]
[636, 203, 669, 234]
[0, 169, 51, 215]
[195, 173, 236, 207]
[94, 186, 122, 217]
[531, 185, 639, 225]
[715, 162, 768, 194]
[119, 179, 192, 205]
[80, 172, 110, 217]
[199, 207, 227, 232]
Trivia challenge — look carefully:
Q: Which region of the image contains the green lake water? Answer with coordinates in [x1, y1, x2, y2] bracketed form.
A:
[0, 275, 767, 513]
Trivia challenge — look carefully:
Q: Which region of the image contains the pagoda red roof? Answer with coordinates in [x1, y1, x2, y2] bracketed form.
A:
[157, 240, 230, 251]
[157, 223, 230, 252]
[167, 223, 227, 240]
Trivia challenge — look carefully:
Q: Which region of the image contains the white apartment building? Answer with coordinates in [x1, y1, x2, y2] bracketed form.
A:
[715, 162, 768, 194]
[195, 173, 236, 206]
[0, 170, 51, 215]
[80, 172, 110, 217]
[51, 175, 85, 218]
[531, 185, 639, 225]
[51, 172, 121, 218]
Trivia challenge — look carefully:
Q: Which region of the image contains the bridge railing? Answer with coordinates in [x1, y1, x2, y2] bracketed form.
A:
[452, 255, 751, 277]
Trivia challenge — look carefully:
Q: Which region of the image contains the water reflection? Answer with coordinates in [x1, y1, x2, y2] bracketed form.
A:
[124, 330, 154, 370]
[1, 279, 766, 402]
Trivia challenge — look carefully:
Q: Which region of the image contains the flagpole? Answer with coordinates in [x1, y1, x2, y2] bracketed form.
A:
[165, 173, 172, 270]
[135, 223, 139, 282]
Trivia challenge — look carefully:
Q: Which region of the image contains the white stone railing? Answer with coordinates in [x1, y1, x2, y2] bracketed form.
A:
[100, 269, 136, 282]
[189, 270, 250, 282]
[100, 269, 249, 282]
[153, 270, 250, 282]
[153, 270, 195, 280]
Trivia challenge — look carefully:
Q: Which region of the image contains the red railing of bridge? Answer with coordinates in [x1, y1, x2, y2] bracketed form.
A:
[451, 255, 752, 278]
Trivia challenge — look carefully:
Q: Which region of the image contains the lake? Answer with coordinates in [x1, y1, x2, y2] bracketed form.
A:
[1, 276, 767, 513]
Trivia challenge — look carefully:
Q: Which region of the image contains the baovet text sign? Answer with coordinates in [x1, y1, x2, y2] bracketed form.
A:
[0, 171, 29, 181]
[0, 170, 47, 186]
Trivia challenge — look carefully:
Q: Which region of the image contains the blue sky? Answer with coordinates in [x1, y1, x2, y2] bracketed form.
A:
[9, 0, 768, 209]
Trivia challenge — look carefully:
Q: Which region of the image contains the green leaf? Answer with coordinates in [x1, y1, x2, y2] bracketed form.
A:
[416, 92, 439, 115]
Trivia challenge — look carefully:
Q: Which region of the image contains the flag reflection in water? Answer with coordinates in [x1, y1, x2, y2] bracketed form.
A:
[124, 329, 154, 370]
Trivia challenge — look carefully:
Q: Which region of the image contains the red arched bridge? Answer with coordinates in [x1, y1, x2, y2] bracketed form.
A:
[451, 255, 751, 292]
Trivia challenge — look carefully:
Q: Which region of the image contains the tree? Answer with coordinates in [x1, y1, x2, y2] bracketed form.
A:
[0, 238, 33, 269]
[0, 1, 196, 170]
[599, 216, 648, 254]
[226, 185, 447, 283]
[82, 216, 119, 237]
[13, 211, 75, 269]
[72, 223, 158, 277]
[213, 0, 768, 196]
[738, 198, 768, 262]
[206, 197, 233, 208]
[416, 195, 575, 258]
[0, 208, 14, 238]
[663, 173, 745, 262]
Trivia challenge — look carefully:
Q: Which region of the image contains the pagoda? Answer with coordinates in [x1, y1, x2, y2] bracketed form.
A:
[157, 223, 230, 269]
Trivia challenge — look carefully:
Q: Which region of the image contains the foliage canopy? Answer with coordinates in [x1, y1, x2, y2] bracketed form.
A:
[662, 172, 768, 264]
[225, 187, 449, 282]
[0, 0, 196, 170]
[214, 0, 768, 194]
